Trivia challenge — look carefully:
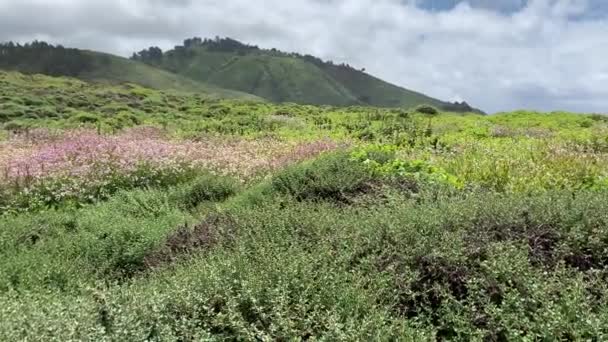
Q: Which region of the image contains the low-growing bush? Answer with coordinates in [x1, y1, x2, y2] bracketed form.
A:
[70, 111, 100, 124]
[352, 145, 463, 190]
[178, 173, 240, 209]
[5, 190, 608, 340]
[271, 151, 374, 202]
[2, 120, 26, 131]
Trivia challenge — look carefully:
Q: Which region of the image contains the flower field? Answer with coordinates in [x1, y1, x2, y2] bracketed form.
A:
[2, 71, 608, 340]
[0, 127, 339, 211]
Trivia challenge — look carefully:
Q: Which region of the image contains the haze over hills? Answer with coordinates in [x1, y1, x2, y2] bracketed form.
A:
[132, 37, 481, 113]
[0, 39, 481, 113]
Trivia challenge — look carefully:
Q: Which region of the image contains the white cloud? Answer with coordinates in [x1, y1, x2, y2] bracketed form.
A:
[0, 0, 607, 113]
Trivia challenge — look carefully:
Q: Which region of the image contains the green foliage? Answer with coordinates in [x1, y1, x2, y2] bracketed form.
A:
[414, 104, 440, 115]
[178, 173, 240, 209]
[353, 145, 464, 190]
[4, 190, 608, 339]
[70, 111, 100, 124]
[2, 162, 200, 213]
[271, 151, 374, 202]
[133, 36, 475, 110]
[0, 41, 94, 77]
[2, 120, 26, 131]
[3, 71, 608, 340]
[0, 189, 191, 293]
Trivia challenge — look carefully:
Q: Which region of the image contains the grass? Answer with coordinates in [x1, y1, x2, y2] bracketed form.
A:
[145, 42, 475, 110]
[1, 71, 608, 340]
[206, 55, 359, 105]
[80, 51, 261, 100]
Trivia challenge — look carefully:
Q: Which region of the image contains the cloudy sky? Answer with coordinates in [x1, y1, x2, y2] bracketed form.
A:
[1, 0, 607, 113]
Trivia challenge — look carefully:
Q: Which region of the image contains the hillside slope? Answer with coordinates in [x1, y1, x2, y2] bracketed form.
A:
[134, 37, 482, 112]
[320, 63, 445, 108]
[0, 42, 261, 101]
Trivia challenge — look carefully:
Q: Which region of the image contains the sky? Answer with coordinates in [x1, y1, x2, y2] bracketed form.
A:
[0, 0, 607, 113]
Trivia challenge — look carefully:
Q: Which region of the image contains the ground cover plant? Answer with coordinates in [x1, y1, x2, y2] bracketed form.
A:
[2, 71, 608, 340]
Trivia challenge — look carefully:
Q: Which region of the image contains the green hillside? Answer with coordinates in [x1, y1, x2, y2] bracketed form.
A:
[136, 47, 358, 106]
[133, 37, 482, 112]
[0, 41, 261, 101]
[321, 63, 442, 107]
[205, 55, 358, 105]
[3, 71, 608, 340]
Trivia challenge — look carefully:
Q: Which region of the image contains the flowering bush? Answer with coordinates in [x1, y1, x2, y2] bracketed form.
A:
[0, 129, 339, 212]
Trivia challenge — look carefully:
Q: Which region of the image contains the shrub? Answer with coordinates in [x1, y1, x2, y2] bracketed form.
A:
[352, 145, 463, 190]
[414, 104, 439, 116]
[115, 111, 142, 126]
[2, 120, 26, 131]
[3, 162, 199, 212]
[0, 103, 28, 121]
[271, 151, 374, 202]
[70, 112, 100, 124]
[179, 173, 240, 209]
[589, 113, 608, 122]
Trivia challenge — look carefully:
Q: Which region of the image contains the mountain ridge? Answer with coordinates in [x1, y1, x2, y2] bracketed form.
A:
[133, 37, 483, 113]
[0, 39, 482, 113]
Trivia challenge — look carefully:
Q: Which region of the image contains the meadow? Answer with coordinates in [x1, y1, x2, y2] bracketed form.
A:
[2, 71, 608, 340]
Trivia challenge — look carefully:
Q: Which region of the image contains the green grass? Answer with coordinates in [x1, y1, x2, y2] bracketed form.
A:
[322, 63, 447, 108]
[147, 44, 480, 111]
[2, 71, 608, 340]
[206, 55, 359, 105]
[80, 51, 261, 100]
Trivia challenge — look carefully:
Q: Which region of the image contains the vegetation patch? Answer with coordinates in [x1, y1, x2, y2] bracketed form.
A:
[2, 71, 608, 340]
[144, 214, 236, 269]
[271, 151, 375, 202]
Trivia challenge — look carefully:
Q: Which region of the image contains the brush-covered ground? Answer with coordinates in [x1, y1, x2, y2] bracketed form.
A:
[2, 71, 608, 341]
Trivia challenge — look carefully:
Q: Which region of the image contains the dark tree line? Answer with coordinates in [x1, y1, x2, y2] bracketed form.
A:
[131, 36, 261, 64]
[130, 36, 364, 71]
[0, 41, 94, 77]
[131, 46, 163, 63]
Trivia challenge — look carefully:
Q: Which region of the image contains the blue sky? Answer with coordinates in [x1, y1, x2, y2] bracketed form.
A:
[0, 0, 607, 113]
[416, 0, 528, 12]
[417, 0, 608, 17]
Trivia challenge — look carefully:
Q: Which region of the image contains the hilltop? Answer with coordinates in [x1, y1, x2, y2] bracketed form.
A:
[132, 37, 482, 112]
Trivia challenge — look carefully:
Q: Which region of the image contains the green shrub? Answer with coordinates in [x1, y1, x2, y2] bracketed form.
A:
[589, 113, 608, 122]
[0, 103, 28, 121]
[352, 145, 463, 190]
[115, 111, 142, 126]
[70, 112, 100, 124]
[178, 173, 240, 209]
[22, 96, 45, 106]
[271, 151, 374, 202]
[3, 162, 200, 213]
[2, 120, 26, 131]
[414, 104, 440, 116]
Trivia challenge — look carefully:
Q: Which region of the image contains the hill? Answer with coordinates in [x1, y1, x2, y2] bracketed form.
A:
[0, 41, 261, 101]
[132, 37, 483, 112]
